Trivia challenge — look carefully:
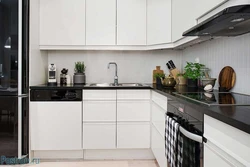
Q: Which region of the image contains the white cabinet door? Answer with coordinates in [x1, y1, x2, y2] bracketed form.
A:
[30, 102, 82, 150]
[151, 101, 166, 137]
[117, 0, 147, 45]
[117, 122, 150, 149]
[83, 90, 116, 100]
[147, 0, 171, 45]
[204, 144, 234, 167]
[86, 0, 116, 45]
[172, 0, 226, 42]
[83, 101, 116, 122]
[117, 101, 150, 122]
[40, 0, 86, 46]
[83, 123, 116, 149]
[151, 125, 167, 167]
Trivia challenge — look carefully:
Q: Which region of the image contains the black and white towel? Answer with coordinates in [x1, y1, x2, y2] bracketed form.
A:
[165, 115, 180, 167]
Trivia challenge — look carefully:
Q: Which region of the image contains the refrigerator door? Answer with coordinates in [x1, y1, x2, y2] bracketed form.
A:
[0, 0, 29, 96]
[0, 96, 28, 159]
[0, 0, 19, 94]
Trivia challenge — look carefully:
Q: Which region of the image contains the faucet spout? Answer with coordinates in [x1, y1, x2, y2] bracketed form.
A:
[107, 62, 118, 85]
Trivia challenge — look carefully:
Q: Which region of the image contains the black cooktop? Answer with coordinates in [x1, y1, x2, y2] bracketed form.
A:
[173, 92, 250, 106]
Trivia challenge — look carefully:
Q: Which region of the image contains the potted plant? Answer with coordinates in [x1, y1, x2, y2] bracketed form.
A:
[183, 62, 204, 87]
[73, 61, 86, 85]
[153, 73, 165, 88]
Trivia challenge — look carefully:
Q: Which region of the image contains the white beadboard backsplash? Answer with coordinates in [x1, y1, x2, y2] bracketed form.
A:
[182, 33, 250, 95]
[48, 50, 181, 84]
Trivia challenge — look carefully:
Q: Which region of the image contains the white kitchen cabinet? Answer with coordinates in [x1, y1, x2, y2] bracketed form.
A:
[83, 101, 116, 122]
[83, 123, 116, 149]
[204, 143, 235, 167]
[172, 0, 227, 42]
[204, 115, 250, 166]
[30, 102, 82, 150]
[117, 0, 147, 45]
[152, 91, 168, 111]
[117, 90, 151, 100]
[117, 101, 150, 122]
[151, 101, 166, 137]
[151, 125, 167, 167]
[86, 0, 116, 45]
[83, 90, 116, 100]
[40, 0, 86, 46]
[117, 122, 150, 149]
[147, 0, 172, 45]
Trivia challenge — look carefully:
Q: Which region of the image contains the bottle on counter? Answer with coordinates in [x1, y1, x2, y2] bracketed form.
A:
[66, 74, 71, 85]
[60, 68, 68, 85]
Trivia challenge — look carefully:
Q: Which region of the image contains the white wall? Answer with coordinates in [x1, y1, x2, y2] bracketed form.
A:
[182, 33, 250, 95]
[29, 0, 48, 86]
[48, 50, 181, 84]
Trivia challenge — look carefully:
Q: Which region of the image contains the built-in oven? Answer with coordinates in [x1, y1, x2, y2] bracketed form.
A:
[167, 98, 205, 167]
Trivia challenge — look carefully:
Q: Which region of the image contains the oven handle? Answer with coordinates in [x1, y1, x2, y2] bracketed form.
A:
[179, 126, 207, 143]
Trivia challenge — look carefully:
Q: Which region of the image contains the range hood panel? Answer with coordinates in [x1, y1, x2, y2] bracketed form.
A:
[183, 5, 250, 37]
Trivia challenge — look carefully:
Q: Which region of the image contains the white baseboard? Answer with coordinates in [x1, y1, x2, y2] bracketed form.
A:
[33, 150, 84, 159]
[33, 149, 155, 160]
[84, 149, 155, 160]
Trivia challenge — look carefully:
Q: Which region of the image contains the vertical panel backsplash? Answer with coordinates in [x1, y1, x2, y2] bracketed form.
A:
[182, 33, 250, 95]
[48, 50, 181, 84]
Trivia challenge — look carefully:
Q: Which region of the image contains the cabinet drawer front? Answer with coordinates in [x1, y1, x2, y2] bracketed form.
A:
[83, 101, 116, 122]
[204, 115, 250, 166]
[117, 101, 150, 122]
[152, 91, 167, 111]
[83, 90, 116, 100]
[83, 123, 116, 149]
[117, 123, 150, 149]
[151, 125, 167, 167]
[30, 102, 82, 150]
[152, 102, 166, 137]
[117, 90, 150, 100]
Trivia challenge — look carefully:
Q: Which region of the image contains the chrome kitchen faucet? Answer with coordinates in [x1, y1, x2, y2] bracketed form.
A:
[107, 62, 118, 86]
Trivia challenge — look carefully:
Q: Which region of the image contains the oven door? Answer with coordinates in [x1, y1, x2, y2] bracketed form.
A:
[167, 99, 204, 167]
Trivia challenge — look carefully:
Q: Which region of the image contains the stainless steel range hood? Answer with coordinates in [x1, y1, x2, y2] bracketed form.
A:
[183, 5, 250, 37]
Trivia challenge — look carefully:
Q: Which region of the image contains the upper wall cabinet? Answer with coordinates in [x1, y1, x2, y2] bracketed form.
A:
[117, 0, 147, 45]
[172, 0, 227, 42]
[147, 0, 172, 45]
[86, 0, 116, 45]
[40, 0, 86, 46]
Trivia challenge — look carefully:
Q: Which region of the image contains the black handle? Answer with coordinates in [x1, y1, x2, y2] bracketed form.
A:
[166, 63, 172, 70]
[169, 60, 176, 69]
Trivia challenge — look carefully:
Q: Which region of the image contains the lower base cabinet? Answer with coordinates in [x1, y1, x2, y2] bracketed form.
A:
[117, 122, 150, 149]
[151, 125, 167, 167]
[83, 123, 116, 149]
[204, 144, 232, 167]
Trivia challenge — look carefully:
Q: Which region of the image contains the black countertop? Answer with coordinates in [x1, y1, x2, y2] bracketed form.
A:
[30, 84, 250, 134]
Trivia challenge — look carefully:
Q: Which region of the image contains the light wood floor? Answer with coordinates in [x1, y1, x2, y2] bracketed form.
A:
[6, 160, 159, 167]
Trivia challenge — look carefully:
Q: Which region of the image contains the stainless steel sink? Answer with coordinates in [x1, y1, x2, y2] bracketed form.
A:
[89, 83, 115, 87]
[118, 83, 143, 87]
[88, 83, 144, 87]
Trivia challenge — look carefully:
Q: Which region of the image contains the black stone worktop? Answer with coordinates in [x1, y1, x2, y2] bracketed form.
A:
[151, 85, 250, 135]
[30, 84, 250, 134]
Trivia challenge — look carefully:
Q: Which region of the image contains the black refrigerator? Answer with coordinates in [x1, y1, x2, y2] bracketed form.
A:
[0, 0, 29, 163]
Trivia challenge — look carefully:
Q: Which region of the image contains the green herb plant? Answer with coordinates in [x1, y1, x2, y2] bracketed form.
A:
[74, 62, 86, 73]
[153, 73, 165, 79]
[183, 62, 204, 81]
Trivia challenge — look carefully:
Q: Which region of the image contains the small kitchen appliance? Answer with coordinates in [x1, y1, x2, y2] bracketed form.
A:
[48, 64, 57, 86]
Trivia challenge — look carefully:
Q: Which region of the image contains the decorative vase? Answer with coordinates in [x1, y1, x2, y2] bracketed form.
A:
[187, 78, 198, 88]
[73, 73, 86, 85]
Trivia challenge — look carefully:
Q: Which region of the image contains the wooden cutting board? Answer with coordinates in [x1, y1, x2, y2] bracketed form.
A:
[218, 66, 236, 91]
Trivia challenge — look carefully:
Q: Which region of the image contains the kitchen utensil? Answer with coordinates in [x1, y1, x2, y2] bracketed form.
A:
[153, 66, 164, 84]
[48, 64, 57, 86]
[218, 66, 236, 91]
[176, 75, 187, 85]
[60, 68, 68, 85]
[162, 75, 176, 87]
[200, 78, 216, 87]
[204, 84, 213, 92]
[167, 60, 180, 79]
